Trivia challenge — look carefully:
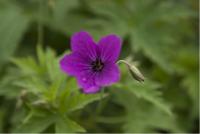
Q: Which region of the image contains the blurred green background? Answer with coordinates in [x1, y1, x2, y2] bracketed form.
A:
[0, 0, 199, 133]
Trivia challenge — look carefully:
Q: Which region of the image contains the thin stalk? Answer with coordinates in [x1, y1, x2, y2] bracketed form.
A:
[96, 88, 105, 115]
[37, 0, 44, 46]
[117, 60, 133, 67]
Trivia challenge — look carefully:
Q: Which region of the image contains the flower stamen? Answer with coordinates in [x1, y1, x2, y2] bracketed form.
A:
[91, 59, 104, 72]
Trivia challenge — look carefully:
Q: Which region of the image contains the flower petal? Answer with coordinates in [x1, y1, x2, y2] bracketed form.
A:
[95, 63, 120, 86]
[77, 72, 100, 94]
[71, 31, 98, 61]
[60, 52, 91, 76]
[98, 35, 122, 63]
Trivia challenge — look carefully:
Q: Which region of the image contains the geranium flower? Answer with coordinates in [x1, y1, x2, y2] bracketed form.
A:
[60, 31, 122, 94]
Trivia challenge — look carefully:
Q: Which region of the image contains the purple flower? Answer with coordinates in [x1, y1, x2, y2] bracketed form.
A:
[60, 31, 122, 94]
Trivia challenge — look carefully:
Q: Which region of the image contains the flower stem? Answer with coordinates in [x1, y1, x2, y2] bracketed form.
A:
[117, 60, 132, 67]
[37, 0, 44, 46]
[96, 88, 105, 115]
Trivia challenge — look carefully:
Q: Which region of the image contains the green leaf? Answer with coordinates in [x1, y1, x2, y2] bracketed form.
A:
[182, 72, 199, 118]
[114, 89, 182, 133]
[66, 92, 107, 112]
[46, 0, 79, 34]
[43, 77, 62, 103]
[170, 46, 198, 118]
[0, 4, 29, 67]
[52, 0, 78, 24]
[12, 57, 42, 76]
[84, 0, 194, 73]
[133, 81, 172, 116]
[12, 46, 65, 95]
[36, 45, 46, 67]
[0, 67, 23, 99]
[115, 80, 172, 116]
[12, 47, 104, 133]
[57, 77, 108, 113]
[55, 115, 85, 133]
[131, 27, 174, 73]
[45, 48, 63, 82]
[14, 110, 56, 133]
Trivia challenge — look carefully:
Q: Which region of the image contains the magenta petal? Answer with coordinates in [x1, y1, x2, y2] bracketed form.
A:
[71, 31, 98, 61]
[60, 52, 91, 76]
[98, 35, 122, 63]
[95, 63, 120, 86]
[77, 72, 100, 94]
[60, 31, 122, 94]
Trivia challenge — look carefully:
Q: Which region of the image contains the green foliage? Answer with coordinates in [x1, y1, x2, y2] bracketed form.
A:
[0, 0, 198, 133]
[82, 0, 195, 73]
[55, 114, 85, 133]
[0, 2, 30, 68]
[113, 89, 182, 133]
[14, 109, 56, 133]
[10, 46, 105, 133]
[115, 80, 172, 116]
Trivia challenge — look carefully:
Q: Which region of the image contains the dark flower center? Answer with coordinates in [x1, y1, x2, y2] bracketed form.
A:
[91, 59, 104, 72]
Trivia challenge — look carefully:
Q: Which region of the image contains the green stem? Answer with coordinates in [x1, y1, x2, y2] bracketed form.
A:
[117, 60, 132, 67]
[37, 0, 44, 46]
[96, 88, 105, 115]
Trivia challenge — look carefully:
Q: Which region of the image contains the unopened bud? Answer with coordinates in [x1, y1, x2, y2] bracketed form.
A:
[128, 65, 144, 82]
[117, 60, 145, 82]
